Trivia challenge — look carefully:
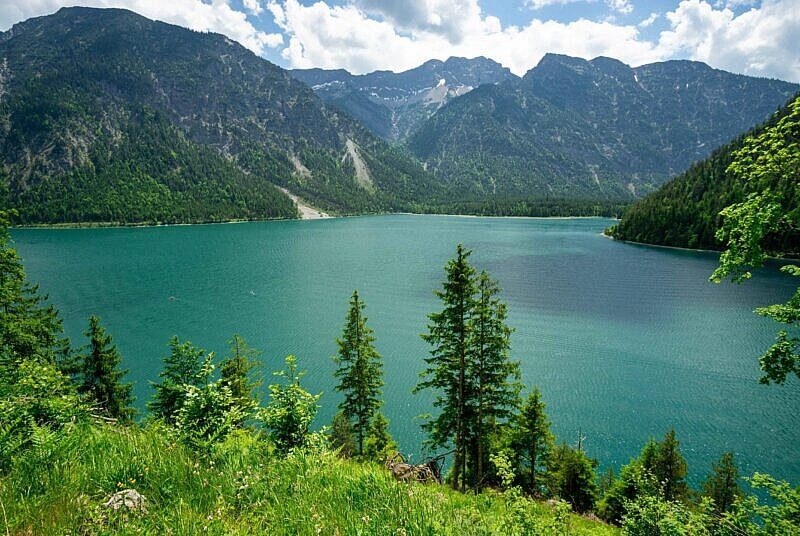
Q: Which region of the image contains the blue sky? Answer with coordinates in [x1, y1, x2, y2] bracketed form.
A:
[1, 1, 798, 81]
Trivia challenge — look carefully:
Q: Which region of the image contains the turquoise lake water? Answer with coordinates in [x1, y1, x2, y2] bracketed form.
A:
[12, 215, 800, 484]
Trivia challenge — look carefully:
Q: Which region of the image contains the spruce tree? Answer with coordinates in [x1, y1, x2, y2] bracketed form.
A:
[148, 336, 207, 423]
[0, 211, 69, 369]
[510, 387, 553, 496]
[78, 315, 135, 421]
[547, 442, 598, 513]
[468, 271, 521, 489]
[220, 334, 262, 426]
[652, 429, 688, 501]
[416, 243, 477, 491]
[329, 411, 356, 458]
[333, 290, 383, 457]
[701, 451, 742, 514]
[364, 411, 397, 462]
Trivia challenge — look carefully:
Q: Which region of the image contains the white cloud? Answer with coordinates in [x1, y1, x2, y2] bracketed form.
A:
[658, 0, 800, 81]
[0, 0, 283, 54]
[267, 0, 798, 82]
[607, 0, 634, 14]
[638, 12, 659, 27]
[268, 0, 661, 75]
[243, 0, 263, 16]
[353, 1, 484, 43]
[525, 0, 583, 9]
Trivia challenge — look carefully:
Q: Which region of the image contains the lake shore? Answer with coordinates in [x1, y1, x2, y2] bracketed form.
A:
[12, 212, 618, 229]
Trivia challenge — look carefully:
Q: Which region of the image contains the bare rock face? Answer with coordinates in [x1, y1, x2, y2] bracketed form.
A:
[103, 489, 147, 513]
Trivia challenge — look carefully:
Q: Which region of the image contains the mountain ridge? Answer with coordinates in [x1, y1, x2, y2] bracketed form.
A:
[405, 52, 798, 200]
[0, 6, 438, 223]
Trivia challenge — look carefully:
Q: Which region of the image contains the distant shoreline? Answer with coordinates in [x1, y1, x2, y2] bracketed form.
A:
[601, 232, 722, 254]
[11, 212, 618, 230]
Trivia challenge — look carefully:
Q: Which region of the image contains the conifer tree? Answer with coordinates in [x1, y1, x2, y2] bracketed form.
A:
[364, 411, 397, 462]
[651, 428, 688, 501]
[547, 442, 598, 513]
[149, 337, 207, 423]
[416, 244, 477, 491]
[220, 334, 262, 426]
[0, 211, 69, 369]
[78, 315, 135, 421]
[333, 290, 383, 457]
[701, 451, 742, 514]
[329, 411, 356, 458]
[510, 387, 553, 496]
[468, 271, 521, 489]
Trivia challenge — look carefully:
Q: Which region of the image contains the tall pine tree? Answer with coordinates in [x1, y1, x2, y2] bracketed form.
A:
[78, 315, 135, 421]
[510, 387, 553, 496]
[416, 244, 476, 491]
[333, 290, 384, 457]
[701, 451, 742, 514]
[220, 334, 262, 426]
[467, 271, 521, 489]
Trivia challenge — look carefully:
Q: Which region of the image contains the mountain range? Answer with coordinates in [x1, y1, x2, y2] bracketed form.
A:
[296, 56, 797, 201]
[291, 57, 514, 141]
[0, 7, 437, 223]
[1, 7, 798, 224]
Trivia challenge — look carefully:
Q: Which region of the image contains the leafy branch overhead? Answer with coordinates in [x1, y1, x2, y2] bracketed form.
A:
[711, 96, 800, 384]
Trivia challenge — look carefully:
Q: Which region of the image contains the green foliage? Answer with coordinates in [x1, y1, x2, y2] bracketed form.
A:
[509, 387, 554, 496]
[363, 411, 397, 462]
[547, 442, 598, 513]
[417, 245, 521, 491]
[0, 358, 87, 471]
[621, 494, 715, 536]
[328, 410, 356, 458]
[0, 211, 69, 367]
[648, 429, 689, 502]
[77, 315, 136, 421]
[148, 336, 208, 423]
[491, 450, 574, 535]
[417, 243, 477, 490]
[700, 452, 742, 515]
[696, 97, 800, 385]
[174, 353, 246, 451]
[262, 355, 321, 453]
[468, 271, 522, 489]
[220, 334, 262, 426]
[333, 290, 384, 457]
[598, 430, 689, 525]
[723, 473, 800, 535]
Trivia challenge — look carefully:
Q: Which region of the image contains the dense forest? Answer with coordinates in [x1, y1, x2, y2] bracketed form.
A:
[2, 208, 798, 534]
[608, 94, 800, 254]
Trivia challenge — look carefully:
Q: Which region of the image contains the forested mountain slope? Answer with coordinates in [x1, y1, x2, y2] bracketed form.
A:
[609, 94, 800, 252]
[0, 7, 437, 223]
[291, 57, 514, 141]
[407, 54, 798, 200]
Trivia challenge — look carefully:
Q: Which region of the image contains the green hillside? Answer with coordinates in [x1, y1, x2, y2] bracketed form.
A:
[407, 54, 798, 201]
[0, 7, 437, 224]
[0, 423, 617, 535]
[609, 94, 800, 253]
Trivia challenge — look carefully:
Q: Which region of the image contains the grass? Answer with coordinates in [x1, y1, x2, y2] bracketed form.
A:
[0, 423, 619, 535]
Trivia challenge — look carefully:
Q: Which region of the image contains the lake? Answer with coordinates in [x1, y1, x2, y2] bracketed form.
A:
[12, 215, 800, 484]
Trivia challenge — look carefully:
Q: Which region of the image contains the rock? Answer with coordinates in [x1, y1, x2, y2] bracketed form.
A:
[102, 489, 147, 513]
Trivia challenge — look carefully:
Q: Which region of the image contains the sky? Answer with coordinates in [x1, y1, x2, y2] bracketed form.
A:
[1, 1, 798, 81]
